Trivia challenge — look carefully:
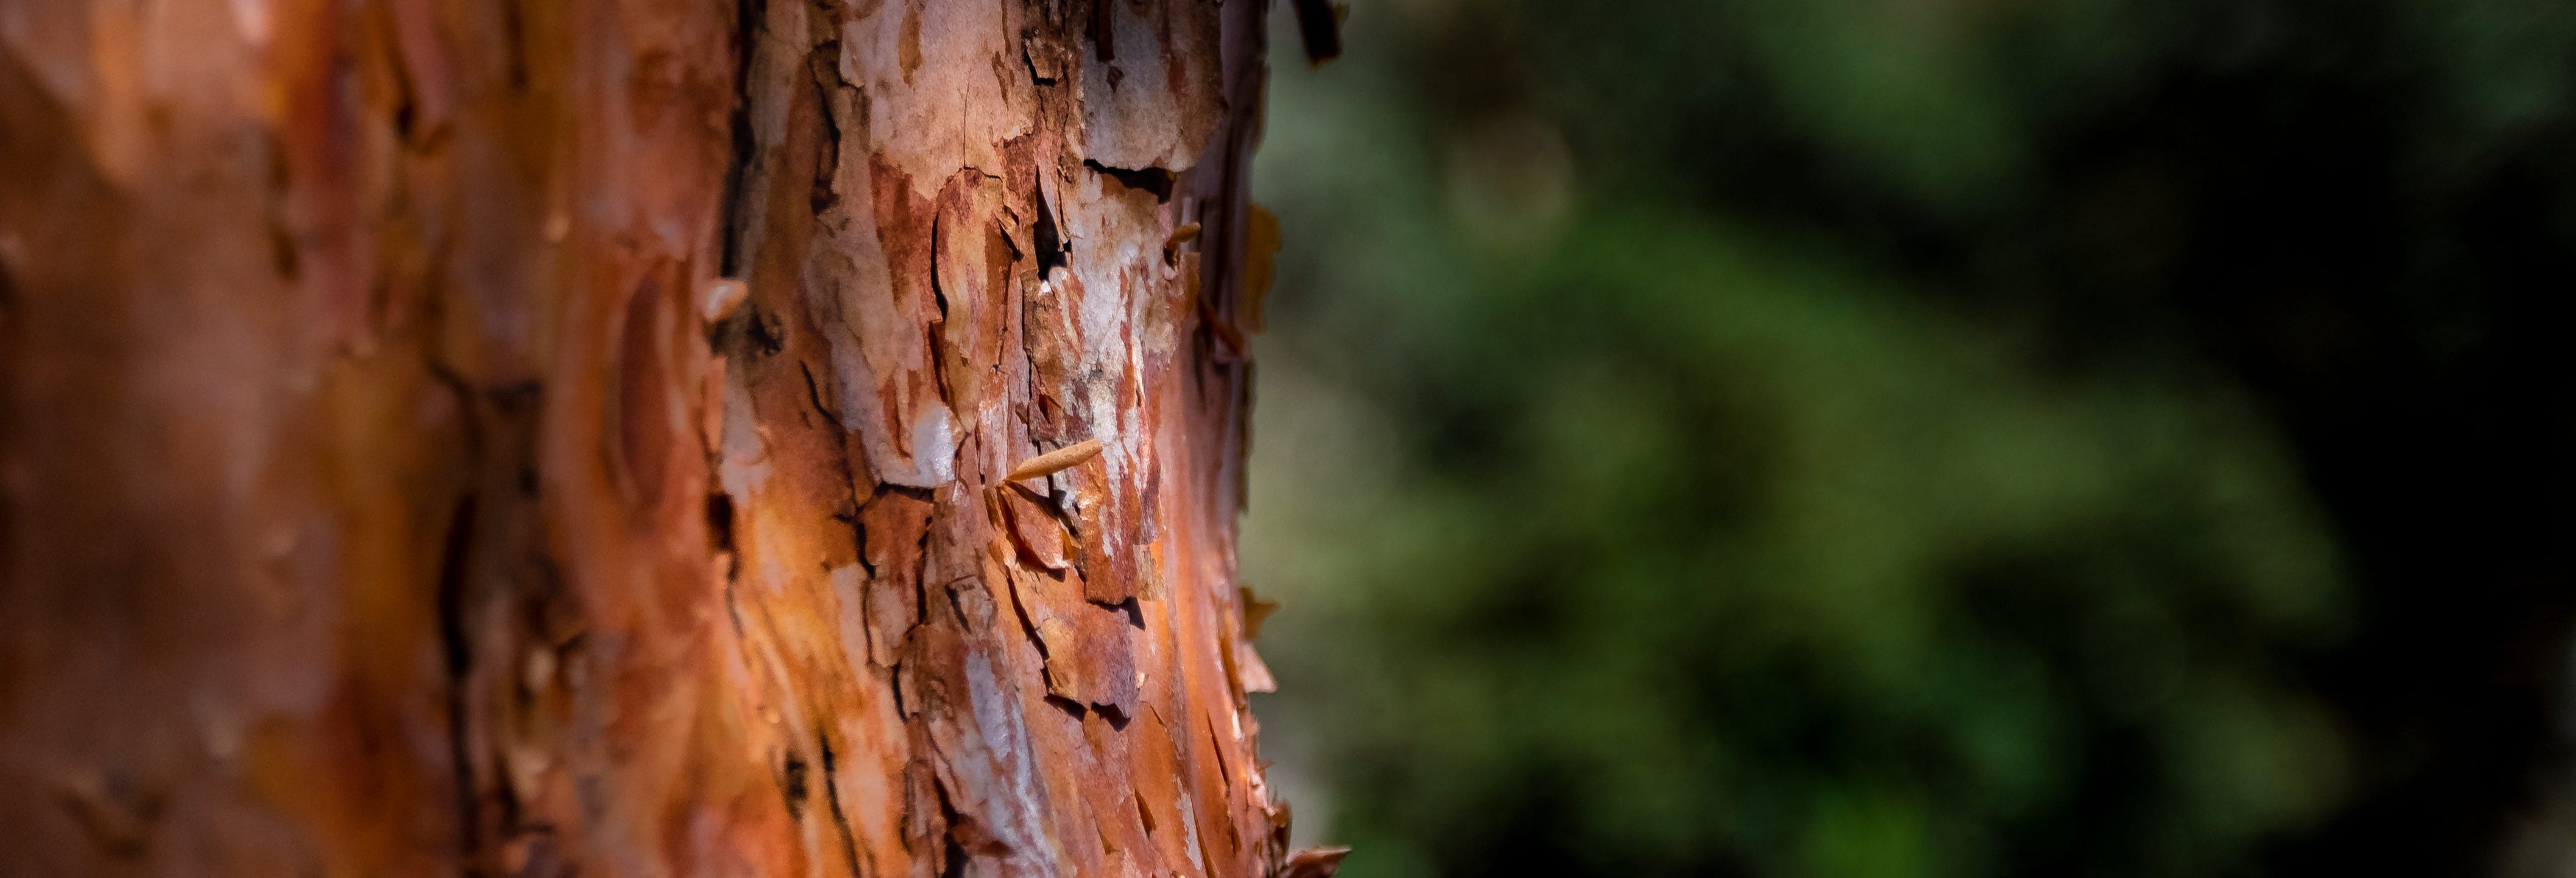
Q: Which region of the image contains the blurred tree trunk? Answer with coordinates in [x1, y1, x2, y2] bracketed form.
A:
[0, 1, 1287, 876]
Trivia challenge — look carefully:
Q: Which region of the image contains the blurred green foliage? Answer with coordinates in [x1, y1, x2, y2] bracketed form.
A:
[1246, 207, 2350, 875]
[1237, 0, 2576, 875]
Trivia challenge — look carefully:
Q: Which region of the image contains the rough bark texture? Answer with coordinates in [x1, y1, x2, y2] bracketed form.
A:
[0, 0, 1286, 875]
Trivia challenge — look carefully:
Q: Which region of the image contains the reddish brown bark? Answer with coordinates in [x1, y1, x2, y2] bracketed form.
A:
[0, 1, 1287, 876]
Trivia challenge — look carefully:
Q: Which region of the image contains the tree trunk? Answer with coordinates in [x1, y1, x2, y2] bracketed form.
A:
[0, 1, 1288, 876]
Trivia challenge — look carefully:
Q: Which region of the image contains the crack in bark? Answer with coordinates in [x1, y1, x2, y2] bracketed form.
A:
[781, 748, 811, 821]
[933, 770, 971, 878]
[799, 359, 840, 427]
[808, 32, 846, 219]
[818, 729, 870, 878]
[719, 0, 770, 276]
[1082, 159, 1175, 202]
[433, 491, 484, 874]
[427, 363, 490, 874]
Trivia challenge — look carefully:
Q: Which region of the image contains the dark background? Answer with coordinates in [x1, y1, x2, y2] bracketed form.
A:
[1241, 1, 2576, 876]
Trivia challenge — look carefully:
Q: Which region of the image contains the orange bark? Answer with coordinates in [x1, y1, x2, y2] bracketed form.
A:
[0, 1, 1287, 875]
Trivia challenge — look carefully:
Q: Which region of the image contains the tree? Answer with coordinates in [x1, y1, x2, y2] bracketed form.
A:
[0, 1, 1298, 875]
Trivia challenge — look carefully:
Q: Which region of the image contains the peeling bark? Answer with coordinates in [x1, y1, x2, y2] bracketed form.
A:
[0, 1, 1287, 876]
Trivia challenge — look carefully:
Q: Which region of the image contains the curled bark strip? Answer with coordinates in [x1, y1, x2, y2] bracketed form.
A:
[1007, 439, 1106, 483]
